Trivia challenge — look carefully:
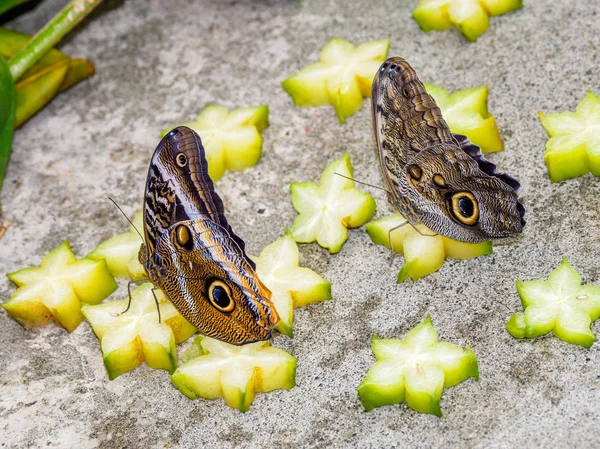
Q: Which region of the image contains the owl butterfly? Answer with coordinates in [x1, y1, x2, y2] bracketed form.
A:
[139, 126, 279, 345]
[371, 57, 525, 243]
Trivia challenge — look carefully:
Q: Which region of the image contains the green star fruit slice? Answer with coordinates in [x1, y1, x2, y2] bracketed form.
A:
[252, 235, 332, 336]
[3, 241, 117, 332]
[539, 91, 600, 182]
[82, 283, 196, 379]
[358, 316, 478, 416]
[171, 335, 296, 412]
[506, 258, 600, 347]
[424, 83, 503, 153]
[366, 213, 492, 282]
[85, 210, 146, 280]
[289, 153, 376, 254]
[282, 38, 390, 123]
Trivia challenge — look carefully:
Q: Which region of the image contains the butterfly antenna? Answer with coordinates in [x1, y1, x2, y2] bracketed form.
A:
[108, 197, 145, 242]
[333, 172, 391, 194]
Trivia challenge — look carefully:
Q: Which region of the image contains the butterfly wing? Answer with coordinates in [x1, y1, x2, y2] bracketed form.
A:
[142, 127, 252, 267]
[141, 126, 278, 344]
[372, 56, 524, 242]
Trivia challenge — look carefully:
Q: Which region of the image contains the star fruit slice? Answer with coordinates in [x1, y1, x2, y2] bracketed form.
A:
[506, 258, 600, 348]
[253, 235, 332, 337]
[358, 316, 479, 416]
[424, 82, 503, 153]
[172, 335, 297, 412]
[366, 213, 492, 282]
[82, 283, 196, 379]
[2, 241, 117, 332]
[412, 0, 522, 42]
[85, 210, 146, 280]
[282, 37, 390, 123]
[163, 104, 269, 182]
[539, 91, 600, 182]
[289, 153, 376, 254]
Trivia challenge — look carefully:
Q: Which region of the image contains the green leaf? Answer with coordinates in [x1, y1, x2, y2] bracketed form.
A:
[0, 0, 33, 16]
[0, 55, 16, 190]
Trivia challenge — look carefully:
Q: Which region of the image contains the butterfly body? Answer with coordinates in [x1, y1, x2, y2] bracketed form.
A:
[372, 57, 525, 243]
[140, 126, 279, 345]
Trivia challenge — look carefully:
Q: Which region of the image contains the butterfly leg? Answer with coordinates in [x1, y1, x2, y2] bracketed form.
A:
[388, 220, 409, 254]
[412, 225, 438, 237]
[120, 279, 150, 315]
[151, 286, 162, 324]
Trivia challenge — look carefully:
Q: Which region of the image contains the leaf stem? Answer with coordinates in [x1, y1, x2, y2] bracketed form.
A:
[8, 0, 103, 81]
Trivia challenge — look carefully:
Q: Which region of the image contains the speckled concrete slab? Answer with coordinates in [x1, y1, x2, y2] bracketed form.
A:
[1, 0, 599, 448]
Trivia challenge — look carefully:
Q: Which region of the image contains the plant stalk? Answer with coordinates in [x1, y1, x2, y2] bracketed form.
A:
[8, 0, 103, 81]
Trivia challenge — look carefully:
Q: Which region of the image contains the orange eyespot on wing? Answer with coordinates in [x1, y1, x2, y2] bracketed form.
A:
[208, 279, 235, 313]
[176, 153, 187, 167]
[175, 224, 193, 250]
[450, 192, 479, 226]
[432, 174, 446, 187]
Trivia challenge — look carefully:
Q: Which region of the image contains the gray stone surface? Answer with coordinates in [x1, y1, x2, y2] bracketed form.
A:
[1, 0, 600, 447]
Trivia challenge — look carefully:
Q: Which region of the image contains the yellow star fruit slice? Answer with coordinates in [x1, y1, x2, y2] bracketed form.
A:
[2, 241, 117, 332]
[413, 0, 522, 42]
[424, 82, 503, 153]
[289, 153, 376, 254]
[358, 316, 479, 416]
[86, 210, 146, 280]
[282, 37, 390, 123]
[366, 213, 492, 282]
[172, 335, 296, 412]
[82, 283, 196, 379]
[506, 258, 600, 348]
[253, 235, 332, 337]
[539, 91, 600, 182]
[163, 104, 269, 182]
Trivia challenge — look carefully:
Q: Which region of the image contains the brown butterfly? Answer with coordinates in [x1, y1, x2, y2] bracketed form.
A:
[372, 57, 525, 243]
[138, 126, 279, 345]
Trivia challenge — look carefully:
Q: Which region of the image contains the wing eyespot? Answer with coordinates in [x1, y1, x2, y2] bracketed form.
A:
[432, 174, 446, 187]
[175, 224, 194, 250]
[450, 192, 479, 226]
[176, 153, 187, 167]
[208, 279, 235, 313]
[407, 164, 422, 187]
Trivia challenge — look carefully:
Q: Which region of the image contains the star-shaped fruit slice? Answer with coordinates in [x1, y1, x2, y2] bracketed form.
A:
[289, 153, 376, 254]
[2, 241, 117, 332]
[82, 283, 196, 379]
[172, 335, 296, 412]
[358, 316, 479, 416]
[282, 37, 390, 123]
[86, 210, 146, 280]
[506, 258, 600, 348]
[164, 104, 269, 182]
[253, 235, 332, 337]
[539, 91, 600, 182]
[412, 0, 522, 42]
[366, 213, 492, 282]
[424, 82, 503, 153]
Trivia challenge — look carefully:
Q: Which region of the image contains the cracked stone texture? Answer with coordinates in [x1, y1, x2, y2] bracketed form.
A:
[1, 0, 600, 447]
